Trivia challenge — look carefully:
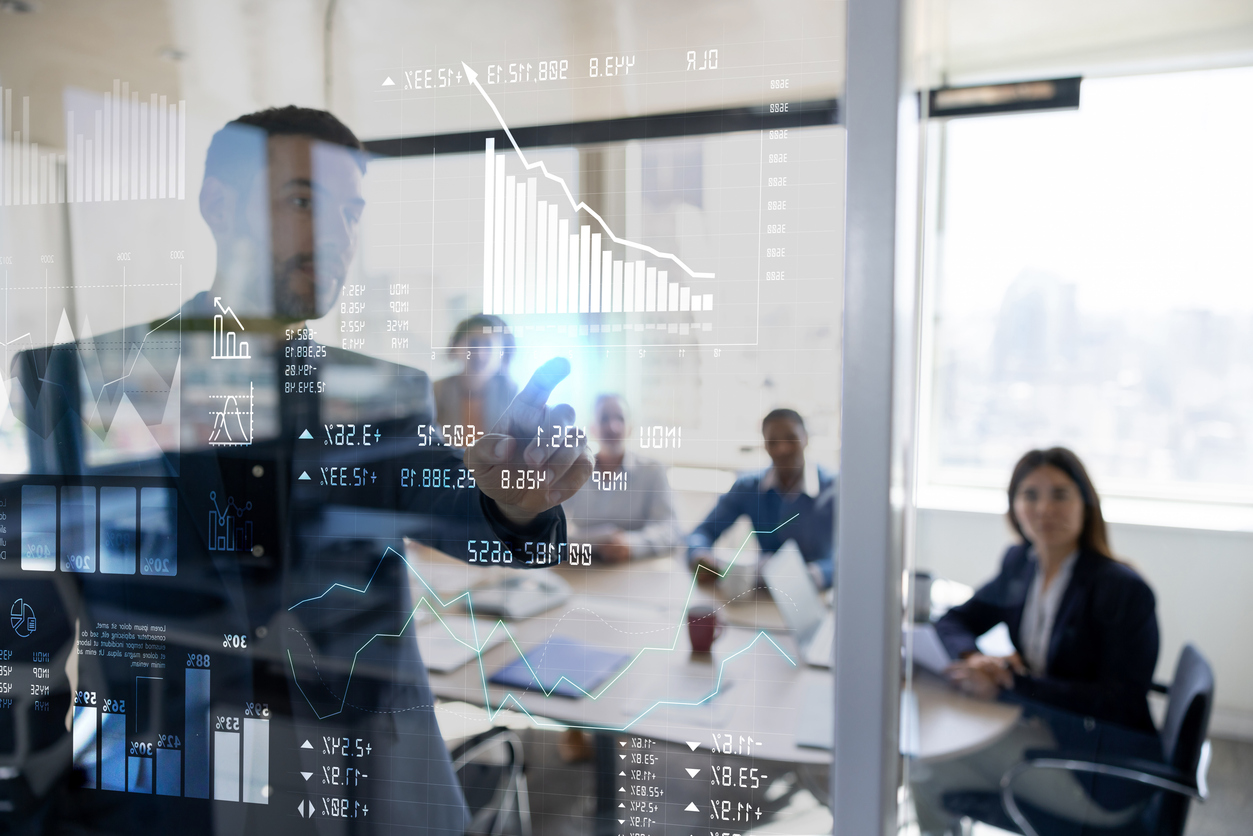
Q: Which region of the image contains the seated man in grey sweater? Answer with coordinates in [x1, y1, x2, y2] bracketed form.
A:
[563, 394, 683, 562]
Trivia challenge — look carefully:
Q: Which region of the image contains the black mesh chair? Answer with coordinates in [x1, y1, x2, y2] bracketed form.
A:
[943, 643, 1214, 836]
[451, 726, 532, 836]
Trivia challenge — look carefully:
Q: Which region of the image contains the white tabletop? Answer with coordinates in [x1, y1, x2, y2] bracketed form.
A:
[407, 543, 1020, 765]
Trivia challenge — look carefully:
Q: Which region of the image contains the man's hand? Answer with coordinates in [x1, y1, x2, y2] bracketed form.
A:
[593, 532, 631, 564]
[465, 358, 593, 525]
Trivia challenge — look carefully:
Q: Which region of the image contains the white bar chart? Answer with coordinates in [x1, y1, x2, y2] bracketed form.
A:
[480, 137, 713, 317]
[0, 80, 186, 207]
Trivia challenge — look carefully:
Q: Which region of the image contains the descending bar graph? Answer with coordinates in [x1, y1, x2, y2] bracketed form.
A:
[210, 298, 250, 359]
[480, 137, 714, 318]
[0, 80, 186, 207]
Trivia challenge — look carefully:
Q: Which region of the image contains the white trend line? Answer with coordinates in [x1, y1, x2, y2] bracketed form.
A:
[32, 312, 182, 429]
[213, 296, 246, 332]
[461, 61, 716, 281]
[99, 311, 182, 391]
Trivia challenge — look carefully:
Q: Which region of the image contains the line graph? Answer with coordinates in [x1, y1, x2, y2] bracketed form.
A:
[207, 382, 253, 446]
[285, 516, 801, 729]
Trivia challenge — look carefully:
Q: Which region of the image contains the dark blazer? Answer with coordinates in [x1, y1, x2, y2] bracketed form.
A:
[935, 543, 1160, 734]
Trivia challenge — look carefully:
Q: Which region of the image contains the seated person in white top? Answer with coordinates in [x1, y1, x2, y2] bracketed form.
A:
[562, 394, 683, 563]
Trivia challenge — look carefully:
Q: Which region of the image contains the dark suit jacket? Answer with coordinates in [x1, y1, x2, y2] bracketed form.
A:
[3, 293, 565, 835]
[935, 543, 1160, 734]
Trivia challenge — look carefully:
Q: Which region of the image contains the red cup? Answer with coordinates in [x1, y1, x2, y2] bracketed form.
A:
[687, 605, 724, 653]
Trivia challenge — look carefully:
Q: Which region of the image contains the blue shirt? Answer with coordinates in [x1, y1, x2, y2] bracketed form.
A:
[686, 464, 838, 588]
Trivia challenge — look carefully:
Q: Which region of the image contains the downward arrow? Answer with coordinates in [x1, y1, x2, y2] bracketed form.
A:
[685, 767, 700, 777]
[686, 741, 701, 751]
[301, 771, 313, 781]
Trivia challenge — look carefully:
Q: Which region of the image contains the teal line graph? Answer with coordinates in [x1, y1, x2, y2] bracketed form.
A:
[286, 515, 801, 730]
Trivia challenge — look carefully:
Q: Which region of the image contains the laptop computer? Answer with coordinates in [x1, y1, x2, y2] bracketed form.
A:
[762, 542, 834, 669]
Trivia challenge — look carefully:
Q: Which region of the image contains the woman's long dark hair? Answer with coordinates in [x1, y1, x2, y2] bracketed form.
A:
[1007, 447, 1113, 559]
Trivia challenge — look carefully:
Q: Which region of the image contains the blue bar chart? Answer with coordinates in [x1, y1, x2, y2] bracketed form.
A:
[185, 667, 211, 798]
[70, 664, 268, 804]
[20, 485, 176, 576]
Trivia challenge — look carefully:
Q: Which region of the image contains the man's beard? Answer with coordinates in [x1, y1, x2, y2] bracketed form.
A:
[271, 253, 343, 321]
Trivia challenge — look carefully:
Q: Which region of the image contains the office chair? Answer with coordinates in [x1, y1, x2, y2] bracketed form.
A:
[942, 643, 1214, 836]
[451, 726, 532, 836]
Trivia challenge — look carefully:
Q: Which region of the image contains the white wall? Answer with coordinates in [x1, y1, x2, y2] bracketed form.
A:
[916, 507, 1253, 741]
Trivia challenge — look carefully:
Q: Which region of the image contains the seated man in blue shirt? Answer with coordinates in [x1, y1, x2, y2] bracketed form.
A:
[687, 409, 838, 588]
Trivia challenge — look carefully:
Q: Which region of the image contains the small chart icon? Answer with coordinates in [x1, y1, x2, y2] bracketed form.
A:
[10, 598, 36, 637]
[208, 382, 254, 447]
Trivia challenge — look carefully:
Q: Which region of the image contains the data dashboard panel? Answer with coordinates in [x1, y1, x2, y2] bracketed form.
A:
[0, 3, 843, 834]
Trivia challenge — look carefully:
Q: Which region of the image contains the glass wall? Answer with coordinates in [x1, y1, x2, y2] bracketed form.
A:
[0, 3, 845, 835]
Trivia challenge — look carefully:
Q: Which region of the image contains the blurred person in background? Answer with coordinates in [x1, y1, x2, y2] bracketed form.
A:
[686, 408, 837, 589]
[433, 313, 517, 439]
[913, 447, 1162, 835]
[563, 393, 682, 563]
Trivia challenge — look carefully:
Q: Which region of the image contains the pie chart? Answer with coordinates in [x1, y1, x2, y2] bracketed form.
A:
[10, 599, 35, 638]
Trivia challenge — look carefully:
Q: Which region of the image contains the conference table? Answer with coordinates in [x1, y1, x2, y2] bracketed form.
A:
[407, 543, 1021, 766]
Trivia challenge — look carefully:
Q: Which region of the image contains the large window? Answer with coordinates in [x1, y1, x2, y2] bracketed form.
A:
[924, 67, 1253, 506]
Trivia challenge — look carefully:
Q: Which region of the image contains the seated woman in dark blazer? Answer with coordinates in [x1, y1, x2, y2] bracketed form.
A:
[912, 447, 1162, 836]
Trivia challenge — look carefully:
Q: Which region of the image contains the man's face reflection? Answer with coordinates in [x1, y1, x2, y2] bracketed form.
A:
[243, 135, 366, 320]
